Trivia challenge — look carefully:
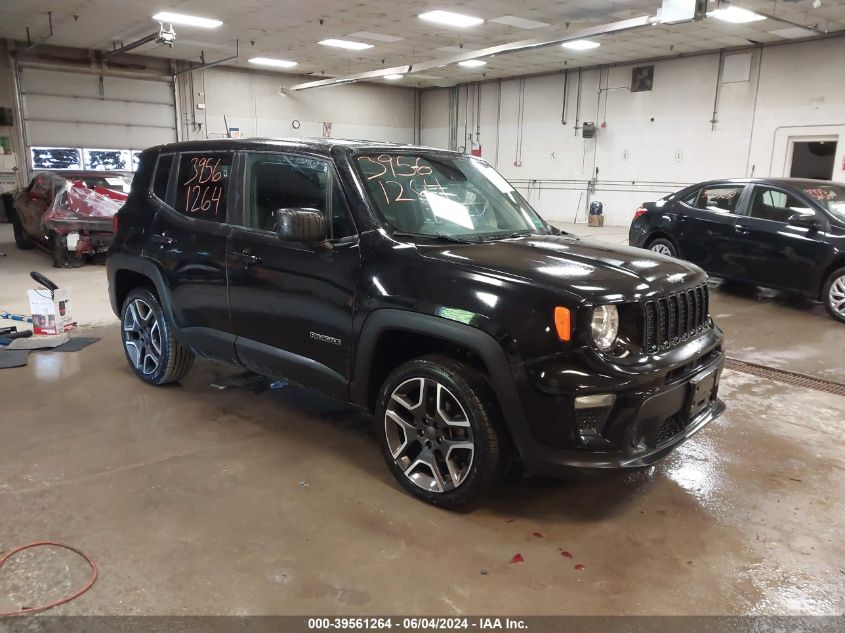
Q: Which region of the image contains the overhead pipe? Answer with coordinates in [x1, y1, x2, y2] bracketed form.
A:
[574, 68, 582, 137]
[175, 40, 239, 76]
[290, 15, 653, 90]
[102, 32, 159, 59]
[561, 69, 569, 125]
[16, 60, 171, 82]
[25, 12, 53, 50]
[710, 49, 725, 131]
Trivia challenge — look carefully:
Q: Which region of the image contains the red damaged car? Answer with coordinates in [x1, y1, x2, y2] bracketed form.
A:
[9, 171, 130, 267]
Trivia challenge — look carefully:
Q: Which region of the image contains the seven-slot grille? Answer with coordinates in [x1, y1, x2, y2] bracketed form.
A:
[643, 284, 709, 352]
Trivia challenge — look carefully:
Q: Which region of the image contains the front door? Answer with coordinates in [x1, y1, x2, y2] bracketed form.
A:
[144, 151, 236, 360]
[226, 151, 360, 399]
[729, 184, 829, 291]
[675, 183, 746, 277]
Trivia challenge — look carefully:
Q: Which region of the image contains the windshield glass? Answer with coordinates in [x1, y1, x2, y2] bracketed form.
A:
[354, 153, 547, 239]
[802, 184, 845, 222]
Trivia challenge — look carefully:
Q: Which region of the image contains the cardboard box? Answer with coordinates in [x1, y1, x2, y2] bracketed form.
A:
[588, 214, 605, 227]
[28, 287, 75, 335]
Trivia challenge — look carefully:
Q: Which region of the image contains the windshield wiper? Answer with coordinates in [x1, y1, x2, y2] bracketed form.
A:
[481, 231, 532, 241]
[391, 231, 476, 244]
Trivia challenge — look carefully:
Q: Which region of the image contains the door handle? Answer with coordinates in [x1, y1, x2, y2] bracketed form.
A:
[150, 233, 175, 246]
[734, 225, 751, 235]
[232, 249, 262, 267]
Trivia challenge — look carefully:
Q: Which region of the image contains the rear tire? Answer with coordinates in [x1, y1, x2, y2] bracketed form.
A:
[375, 354, 506, 508]
[822, 267, 845, 323]
[12, 220, 36, 250]
[647, 237, 676, 258]
[50, 232, 84, 268]
[120, 287, 195, 385]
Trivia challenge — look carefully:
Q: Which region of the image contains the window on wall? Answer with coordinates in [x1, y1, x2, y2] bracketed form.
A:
[748, 187, 810, 223]
[244, 152, 356, 239]
[174, 153, 233, 222]
[697, 186, 744, 213]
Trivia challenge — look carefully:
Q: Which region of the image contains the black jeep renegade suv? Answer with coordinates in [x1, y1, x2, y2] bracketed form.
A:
[107, 138, 725, 507]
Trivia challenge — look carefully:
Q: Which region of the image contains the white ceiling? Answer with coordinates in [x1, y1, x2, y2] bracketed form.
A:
[2, 0, 844, 87]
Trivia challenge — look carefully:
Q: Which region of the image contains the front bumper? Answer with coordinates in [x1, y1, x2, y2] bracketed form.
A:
[508, 333, 725, 476]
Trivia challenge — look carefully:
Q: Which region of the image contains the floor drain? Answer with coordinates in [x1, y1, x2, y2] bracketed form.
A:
[724, 357, 845, 397]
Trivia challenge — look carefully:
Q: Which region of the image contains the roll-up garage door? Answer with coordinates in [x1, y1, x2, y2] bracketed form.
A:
[19, 66, 176, 165]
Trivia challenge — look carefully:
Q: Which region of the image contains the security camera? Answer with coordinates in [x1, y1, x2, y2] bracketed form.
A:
[157, 23, 176, 47]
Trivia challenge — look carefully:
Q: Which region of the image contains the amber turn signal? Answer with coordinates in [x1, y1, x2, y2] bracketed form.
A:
[554, 307, 571, 341]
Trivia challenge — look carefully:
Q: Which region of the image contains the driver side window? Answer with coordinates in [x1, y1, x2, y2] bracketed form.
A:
[747, 187, 808, 223]
[244, 152, 355, 239]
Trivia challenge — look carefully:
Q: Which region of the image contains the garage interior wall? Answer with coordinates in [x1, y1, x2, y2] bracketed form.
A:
[421, 37, 845, 227]
[0, 47, 24, 189]
[176, 66, 417, 143]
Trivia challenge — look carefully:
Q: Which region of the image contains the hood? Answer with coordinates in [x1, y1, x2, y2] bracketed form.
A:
[418, 234, 706, 304]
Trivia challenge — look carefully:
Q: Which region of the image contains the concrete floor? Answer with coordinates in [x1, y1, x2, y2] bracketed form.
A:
[1, 222, 844, 615]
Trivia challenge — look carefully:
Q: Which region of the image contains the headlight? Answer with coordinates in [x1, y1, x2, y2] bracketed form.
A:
[591, 305, 619, 351]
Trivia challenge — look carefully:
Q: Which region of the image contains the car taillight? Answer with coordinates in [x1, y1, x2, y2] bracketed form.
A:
[633, 208, 647, 220]
[113, 214, 119, 233]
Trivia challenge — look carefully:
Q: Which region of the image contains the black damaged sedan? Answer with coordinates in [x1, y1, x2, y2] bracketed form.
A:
[629, 178, 845, 323]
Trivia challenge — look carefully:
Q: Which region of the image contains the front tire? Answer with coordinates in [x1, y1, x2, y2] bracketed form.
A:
[12, 220, 36, 250]
[50, 232, 84, 268]
[647, 237, 676, 257]
[375, 355, 505, 508]
[822, 267, 845, 323]
[121, 287, 195, 385]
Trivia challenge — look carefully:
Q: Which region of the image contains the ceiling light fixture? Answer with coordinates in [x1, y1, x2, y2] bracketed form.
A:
[707, 6, 766, 23]
[383, 74, 404, 80]
[151, 12, 222, 28]
[249, 57, 298, 68]
[418, 10, 484, 28]
[458, 59, 487, 67]
[319, 39, 374, 50]
[562, 39, 600, 50]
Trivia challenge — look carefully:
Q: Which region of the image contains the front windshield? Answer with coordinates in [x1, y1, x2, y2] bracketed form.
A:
[355, 153, 548, 239]
[802, 184, 845, 222]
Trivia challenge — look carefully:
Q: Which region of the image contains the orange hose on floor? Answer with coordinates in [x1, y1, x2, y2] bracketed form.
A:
[0, 541, 98, 617]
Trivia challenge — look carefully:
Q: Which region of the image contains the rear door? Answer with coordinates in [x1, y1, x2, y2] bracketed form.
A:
[730, 184, 829, 291]
[226, 150, 360, 398]
[675, 183, 746, 276]
[144, 151, 237, 360]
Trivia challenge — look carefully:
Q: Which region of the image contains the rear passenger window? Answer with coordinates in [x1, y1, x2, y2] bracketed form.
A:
[174, 152, 233, 222]
[152, 154, 173, 201]
[682, 190, 700, 206]
[697, 186, 743, 213]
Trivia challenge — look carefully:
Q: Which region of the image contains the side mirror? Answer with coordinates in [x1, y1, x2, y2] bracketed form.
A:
[788, 209, 818, 229]
[273, 208, 327, 243]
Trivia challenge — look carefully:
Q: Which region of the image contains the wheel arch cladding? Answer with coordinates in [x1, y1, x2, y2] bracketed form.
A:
[645, 231, 678, 250]
[351, 309, 530, 449]
[820, 258, 845, 299]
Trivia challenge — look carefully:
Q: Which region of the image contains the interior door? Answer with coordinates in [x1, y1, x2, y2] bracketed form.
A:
[675, 183, 746, 276]
[226, 151, 360, 399]
[144, 151, 236, 360]
[729, 185, 829, 291]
